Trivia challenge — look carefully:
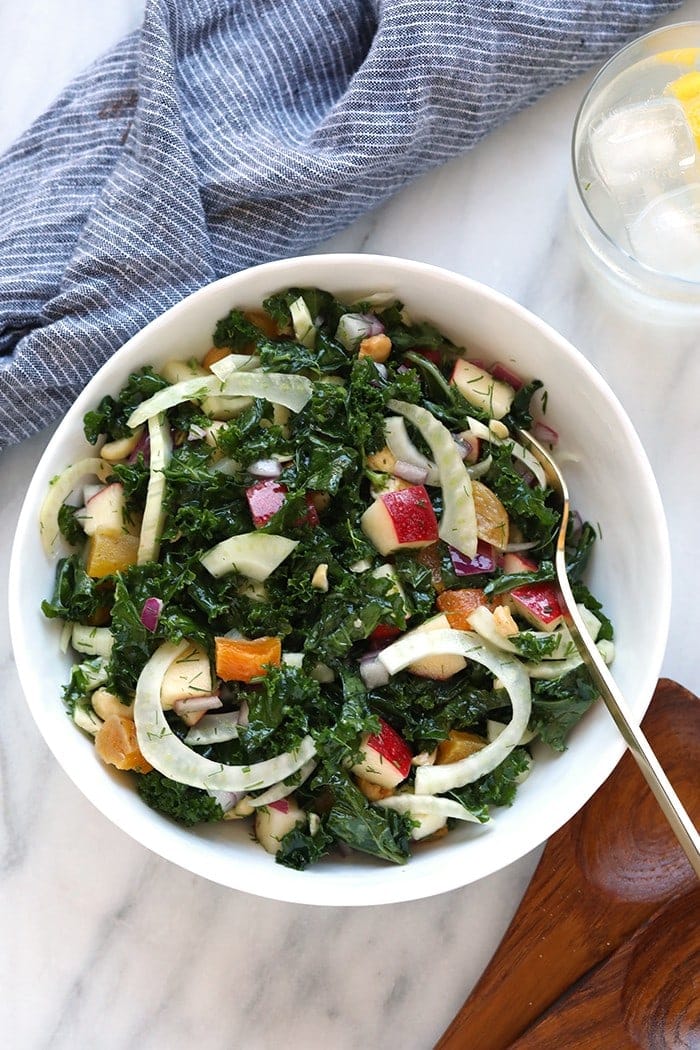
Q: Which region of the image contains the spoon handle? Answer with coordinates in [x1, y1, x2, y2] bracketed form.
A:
[555, 547, 700, 879]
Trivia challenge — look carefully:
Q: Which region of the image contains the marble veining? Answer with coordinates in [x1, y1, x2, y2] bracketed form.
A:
[2, 2, 700, 1048]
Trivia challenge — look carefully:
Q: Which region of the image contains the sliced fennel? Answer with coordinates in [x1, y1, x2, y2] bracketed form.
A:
[289, 296, 317, 348]
[208, 354, 261, 380]
[127, 372, 313, 428]
[387, 399, 477, 558]
[378, 628, 531, 793]
[137, 413, 172, 564]
[468, 606, 576, 661]
[183, 712, 242, 746]
[200, 532, 299, 581]
[524, 638, 615, 679]
[135, 641, 317, 792]
[40, 457, 112, 554]
[244, 759, 317, 809]
[465, 416, 546, 489]
[375, 794, 483, 823]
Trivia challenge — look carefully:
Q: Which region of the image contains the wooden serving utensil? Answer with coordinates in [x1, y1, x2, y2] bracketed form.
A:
[436, 679, 700, 1050]
[510, 884, 700, 1049]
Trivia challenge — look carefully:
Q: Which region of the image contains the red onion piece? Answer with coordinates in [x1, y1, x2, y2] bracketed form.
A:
[392, 459, 429, 485]
[449, 541, 497, 576]
[248, 458, 283, 479]
[335, 313, 384, 351]
[173, 694, 223, 716]
[140, 597, 164, 633]
[128, 429, 151, 465]
[491, 362, 524, 389]
[531, 420, 559, 446]
[206, 789, 244, 813]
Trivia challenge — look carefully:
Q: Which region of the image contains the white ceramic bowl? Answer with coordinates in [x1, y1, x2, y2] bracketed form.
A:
[9, 254, 671, 906]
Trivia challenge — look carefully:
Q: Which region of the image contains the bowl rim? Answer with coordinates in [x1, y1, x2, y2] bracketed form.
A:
[9, 253, 672, 905]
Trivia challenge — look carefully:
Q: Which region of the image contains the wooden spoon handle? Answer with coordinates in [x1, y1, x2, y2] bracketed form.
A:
[435, 680, 700, 1050]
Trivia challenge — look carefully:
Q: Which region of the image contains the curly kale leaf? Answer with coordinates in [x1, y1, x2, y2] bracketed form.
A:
[42, 555, 107, 622]
[137, 770, 224, 826]
[485, 442, 559, 548]
[262, 287, 347, 337]
[369, 674, 494, 751]
[275, 819, 336, 870]
[530, 666, 599, 751]
[324, 773, 412, 864]
[212, 308, 264, 349]
[448, 747, 531, 822]
[503, 379, 544, 430]
[62, 657, 108, 715]
[83, 368, 168, 444]
[484, 560, 555, 596]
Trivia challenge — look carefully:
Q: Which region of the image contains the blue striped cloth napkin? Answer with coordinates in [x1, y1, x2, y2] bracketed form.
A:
[0, 0, 681, 449]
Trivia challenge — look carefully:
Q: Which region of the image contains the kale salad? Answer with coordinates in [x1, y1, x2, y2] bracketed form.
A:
[40, 287, 614, 870]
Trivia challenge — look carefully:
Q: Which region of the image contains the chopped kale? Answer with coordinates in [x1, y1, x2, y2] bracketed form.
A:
[138, 770, 224, 826]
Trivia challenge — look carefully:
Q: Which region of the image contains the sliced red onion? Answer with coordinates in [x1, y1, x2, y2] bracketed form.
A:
[335, 312, 384, 351]
[248, 458, 283, 478]
[206, 789, 244, 813]
[449, 541, 497, 576]
[531, 420, 559, 446]
[128, 429, 151, 465]
[140, 597, 163, 633]
[373, 362, 388, 380]
[359, 655, 390, 689]
[173, 694, 223, 716]
[187, 423, 208, 441]
[491, 362, 523, 389]
[392, 459, 429, 485]
[452, 435, 472, 460]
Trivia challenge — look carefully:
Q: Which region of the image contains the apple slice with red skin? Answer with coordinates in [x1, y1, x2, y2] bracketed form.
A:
[361, 484, 438, 556]
[254, 797, 306, 854]
[351, 717, 412, 789]
[502, 552, 538, 575]
[510, 581, 564, 632]
[246, 479, 319, 528]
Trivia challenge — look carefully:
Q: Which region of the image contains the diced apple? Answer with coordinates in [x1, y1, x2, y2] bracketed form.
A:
[450, 358, 515, 420]
[255, 797, 306, 854]
[361, 485, 438, 555]
[502, 552, 538, 575]
[160, 641, 214, 711]
[246, 479, 287, 527]
[406, 613, 468, 680]
[511, 582, 564, 632]
[351, 717, 413, 789]
[78, 482, 128, 537]
[245, 480, 319, 529]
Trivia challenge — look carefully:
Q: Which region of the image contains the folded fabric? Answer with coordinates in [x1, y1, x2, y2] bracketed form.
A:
[0, 0, 681, 450]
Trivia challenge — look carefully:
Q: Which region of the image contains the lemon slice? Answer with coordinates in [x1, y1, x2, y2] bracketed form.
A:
[666, 70, 700, 148]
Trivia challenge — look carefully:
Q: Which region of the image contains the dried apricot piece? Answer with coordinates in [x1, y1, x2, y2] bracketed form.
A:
[472, 480, 510, 550]
[95, 715, 152, 773]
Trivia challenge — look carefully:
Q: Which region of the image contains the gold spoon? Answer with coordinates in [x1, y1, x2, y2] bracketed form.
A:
[515, 427, 700, 879]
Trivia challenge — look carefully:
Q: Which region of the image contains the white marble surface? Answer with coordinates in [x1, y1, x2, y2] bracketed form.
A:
[2, 3, 700, 1048]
